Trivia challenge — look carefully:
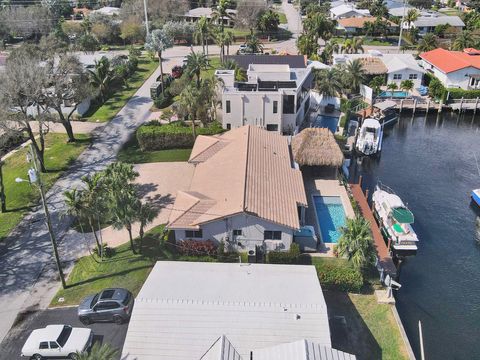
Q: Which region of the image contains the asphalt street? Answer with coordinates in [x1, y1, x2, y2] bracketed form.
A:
[0, 307, 128, 360]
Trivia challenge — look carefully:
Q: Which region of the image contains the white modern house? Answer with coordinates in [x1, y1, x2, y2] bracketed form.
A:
[184, 7, 237, 27]
[333, 51, 424, 88]
[216, 64, 313, 134]
[420, 48, 480, 89]
[167, 126, 308, 253]
[330, 4, 370, 19]
[121, 261, 357, 360]
[402, 14, 464, 35]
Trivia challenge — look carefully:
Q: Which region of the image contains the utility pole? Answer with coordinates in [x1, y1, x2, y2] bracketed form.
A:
[397, 0, 408, 51]
[28, 144, 67, 289]
[418, 320, 425, 360]
[143, 0, 150, 36]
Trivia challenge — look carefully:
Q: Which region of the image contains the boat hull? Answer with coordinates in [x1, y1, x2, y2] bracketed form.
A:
[472, 190, 480, 207]
[373, 203, 418, 258]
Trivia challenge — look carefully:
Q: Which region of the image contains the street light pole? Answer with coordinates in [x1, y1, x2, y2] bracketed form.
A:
[397, 0, 408, 51]
[22, 144, 66, 289]
[143, 0, 150, 36]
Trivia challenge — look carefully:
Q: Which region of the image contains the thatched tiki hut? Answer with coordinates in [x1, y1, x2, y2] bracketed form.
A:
[292, 128, 344, 178]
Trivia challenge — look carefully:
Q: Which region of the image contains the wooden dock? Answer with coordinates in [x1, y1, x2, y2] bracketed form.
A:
[350, 184, 397, 276]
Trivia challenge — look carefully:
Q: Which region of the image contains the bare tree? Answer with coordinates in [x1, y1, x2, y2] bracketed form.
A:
[1, 5, 55, 40]
[235, 0, 266, 30]
[0, 50, 50, 172]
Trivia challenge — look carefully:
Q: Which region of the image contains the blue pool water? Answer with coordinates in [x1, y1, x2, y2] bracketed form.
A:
[313, 196, 346, 243]
[378, 90, 409, 98]
[312, 115, 339, 133]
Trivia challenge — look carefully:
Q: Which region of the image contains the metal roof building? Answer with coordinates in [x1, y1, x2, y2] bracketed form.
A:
[224, 55, 307, 70]
[121, 262, 356, 360]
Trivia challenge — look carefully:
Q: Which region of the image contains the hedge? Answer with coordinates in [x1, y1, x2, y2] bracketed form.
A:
[446, 88, 480, 100]
[315, 260, 363, 292]
[136, 121, 224, 151]
[267, 243, 301, 264]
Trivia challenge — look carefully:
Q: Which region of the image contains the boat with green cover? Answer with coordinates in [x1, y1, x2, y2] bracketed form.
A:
[372, 184, 418, 257]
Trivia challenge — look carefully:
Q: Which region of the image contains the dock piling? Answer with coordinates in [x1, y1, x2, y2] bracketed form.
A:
[413, 99, 417, 113]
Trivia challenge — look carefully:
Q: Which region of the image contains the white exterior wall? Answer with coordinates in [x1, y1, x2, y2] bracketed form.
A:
[173, 213, 295, 251]
[387, 69, 423, 88]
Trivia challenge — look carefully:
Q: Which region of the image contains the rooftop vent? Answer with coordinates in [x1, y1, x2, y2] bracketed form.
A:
[463, 48, 480, 55]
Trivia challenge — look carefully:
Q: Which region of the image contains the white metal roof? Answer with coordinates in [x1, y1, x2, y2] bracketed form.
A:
[330, 4, 370, 17]
[121, 262, 333, 360]
[414, 15, 464, 27]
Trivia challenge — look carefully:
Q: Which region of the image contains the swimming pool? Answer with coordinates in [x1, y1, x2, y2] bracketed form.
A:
[313, 196, 346, 243]
[312, 115, 339, 133]
[378, 91, 409, 99]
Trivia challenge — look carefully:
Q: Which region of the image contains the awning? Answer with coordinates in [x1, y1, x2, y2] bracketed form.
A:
[392, 207, 414, 224]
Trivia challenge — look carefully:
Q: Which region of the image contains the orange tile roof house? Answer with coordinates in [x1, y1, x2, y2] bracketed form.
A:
[167, 125, 308, 253]
[420, 48, 480, 90]
[337, 17, 398, 34]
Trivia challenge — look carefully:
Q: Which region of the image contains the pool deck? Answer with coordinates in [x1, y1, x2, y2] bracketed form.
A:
[303, 176, 355, 256]
[350, 183, 397, 276]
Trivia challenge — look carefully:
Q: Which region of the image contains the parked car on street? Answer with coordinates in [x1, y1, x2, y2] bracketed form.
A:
[21, 324, 92, 360]
[77, 288, 134, 325]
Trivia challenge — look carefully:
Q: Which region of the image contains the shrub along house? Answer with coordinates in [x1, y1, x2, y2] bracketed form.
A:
[215, 63, 313, 135]
[166, 125, 308, 254]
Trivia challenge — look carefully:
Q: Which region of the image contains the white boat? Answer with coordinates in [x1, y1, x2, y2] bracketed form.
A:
[372, 185, 418, 257]
[355, 118, 383, 156]
[472, 189, 480, 207]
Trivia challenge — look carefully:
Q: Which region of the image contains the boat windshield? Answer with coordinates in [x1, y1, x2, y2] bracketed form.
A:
[392, 207, 414, 224]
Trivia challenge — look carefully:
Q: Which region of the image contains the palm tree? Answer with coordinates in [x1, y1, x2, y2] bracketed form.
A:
[400, 79, 414, 93]
[337, 216, 376, 271]
[369, 75, 385, 95]
[452, 30, 477, 51]
[350, 36, 364, 54]
[387, 82, 398, 97]
[137, 202, 158, 251]
[177, 84, 200, 139]
[342, 38, 353, 54]
[80, 173, 105, 252]
[345, 59, 366, 94]
[64, 189, 86, 234]
[321, 40, 339, 64]
[215, 31, 228, 62]
[110, 188, 139, 254]
[186, 51, 209, 88]
[314, 68, 343, 98]
[76, 342, 119, 360]
[211, 0, 233, 34]
[222, 59, 246, 81]
[224, 30, 234, 56]
[88, 56, 114, 103]
[245, 31, 264, 54]
[405, 9, 419, 33]
[194, 16, 211, 55]
[145, 29, 174, 93]
[417, 33, 438, 52]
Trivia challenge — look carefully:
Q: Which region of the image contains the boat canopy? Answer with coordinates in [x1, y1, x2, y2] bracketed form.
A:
[363, 118, 381, 129]
[392, 207, 414, 224]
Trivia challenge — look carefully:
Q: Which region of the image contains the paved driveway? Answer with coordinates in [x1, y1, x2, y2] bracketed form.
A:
[0, 307, 128, 360]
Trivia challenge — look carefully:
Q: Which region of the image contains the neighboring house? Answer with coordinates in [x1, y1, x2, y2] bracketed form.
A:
[387, 5, 414, 18]
[216, 63, 313, 134]
[167, 126, 308, 253]
[184, 7, 237, 27]
[330, 4, 370, 19]
[90, 6, 120, 16]
[121, 261, 357, 360]
[402, 14, 465, 34]
[333, 51, 424, 88]
[224, 54, 307, 70]
[420, 48, 480, 89]
[336, 16, 398, 34]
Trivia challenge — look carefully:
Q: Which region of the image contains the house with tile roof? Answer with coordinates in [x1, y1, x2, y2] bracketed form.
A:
[420, 48, 480, 89]
[167, 125, 308, 253]
[336, 16, 398, 34]
[402, 14, 464, 35]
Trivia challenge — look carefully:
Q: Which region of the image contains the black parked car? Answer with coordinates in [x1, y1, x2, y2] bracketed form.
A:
[77, 288, 134, 325]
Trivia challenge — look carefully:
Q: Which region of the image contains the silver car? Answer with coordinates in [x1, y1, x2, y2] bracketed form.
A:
[77, 288, 134, 325]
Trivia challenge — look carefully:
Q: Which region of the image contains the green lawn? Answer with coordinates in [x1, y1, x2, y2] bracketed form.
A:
[0, 133, 91, 241]
[83, 56, 158, 123]
[349, 294, 409, 360]
[277, 11, 288, 24]
[117, 136, 192, 164]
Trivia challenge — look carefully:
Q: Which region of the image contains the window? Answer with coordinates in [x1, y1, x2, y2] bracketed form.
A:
[226, 123, 231, 130]
[56, 326, 72, 347]
[95, 301, 120, 311]
[409, 74, 418, 80]
[266, 124, 278, 131]
[273, 101, 278, 114]
[186, 229, 203, 238]
[282, 95, 295, 114]
[233, 229, 242, 236]
[49, 342, 59, 349]
[39, 342, 49, 350]
[393, 74, 402, 80]
[264, 231, 282, 240]
[226, 100, 231, 113]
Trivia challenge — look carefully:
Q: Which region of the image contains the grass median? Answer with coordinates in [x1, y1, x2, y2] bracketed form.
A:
[83, 56, 158, 123]
[0, 133, 91, 241]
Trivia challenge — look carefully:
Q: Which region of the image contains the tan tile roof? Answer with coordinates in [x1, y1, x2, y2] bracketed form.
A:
[167, 126, 307, 230]
[337, 16, 397, 29]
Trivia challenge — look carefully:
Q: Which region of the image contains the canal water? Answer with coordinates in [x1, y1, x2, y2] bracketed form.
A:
[348, 112, 480, 360]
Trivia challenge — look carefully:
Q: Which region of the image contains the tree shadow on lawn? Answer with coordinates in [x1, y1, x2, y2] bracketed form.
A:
[324, 290, 382, 360]
[66, 265, 153, 289]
